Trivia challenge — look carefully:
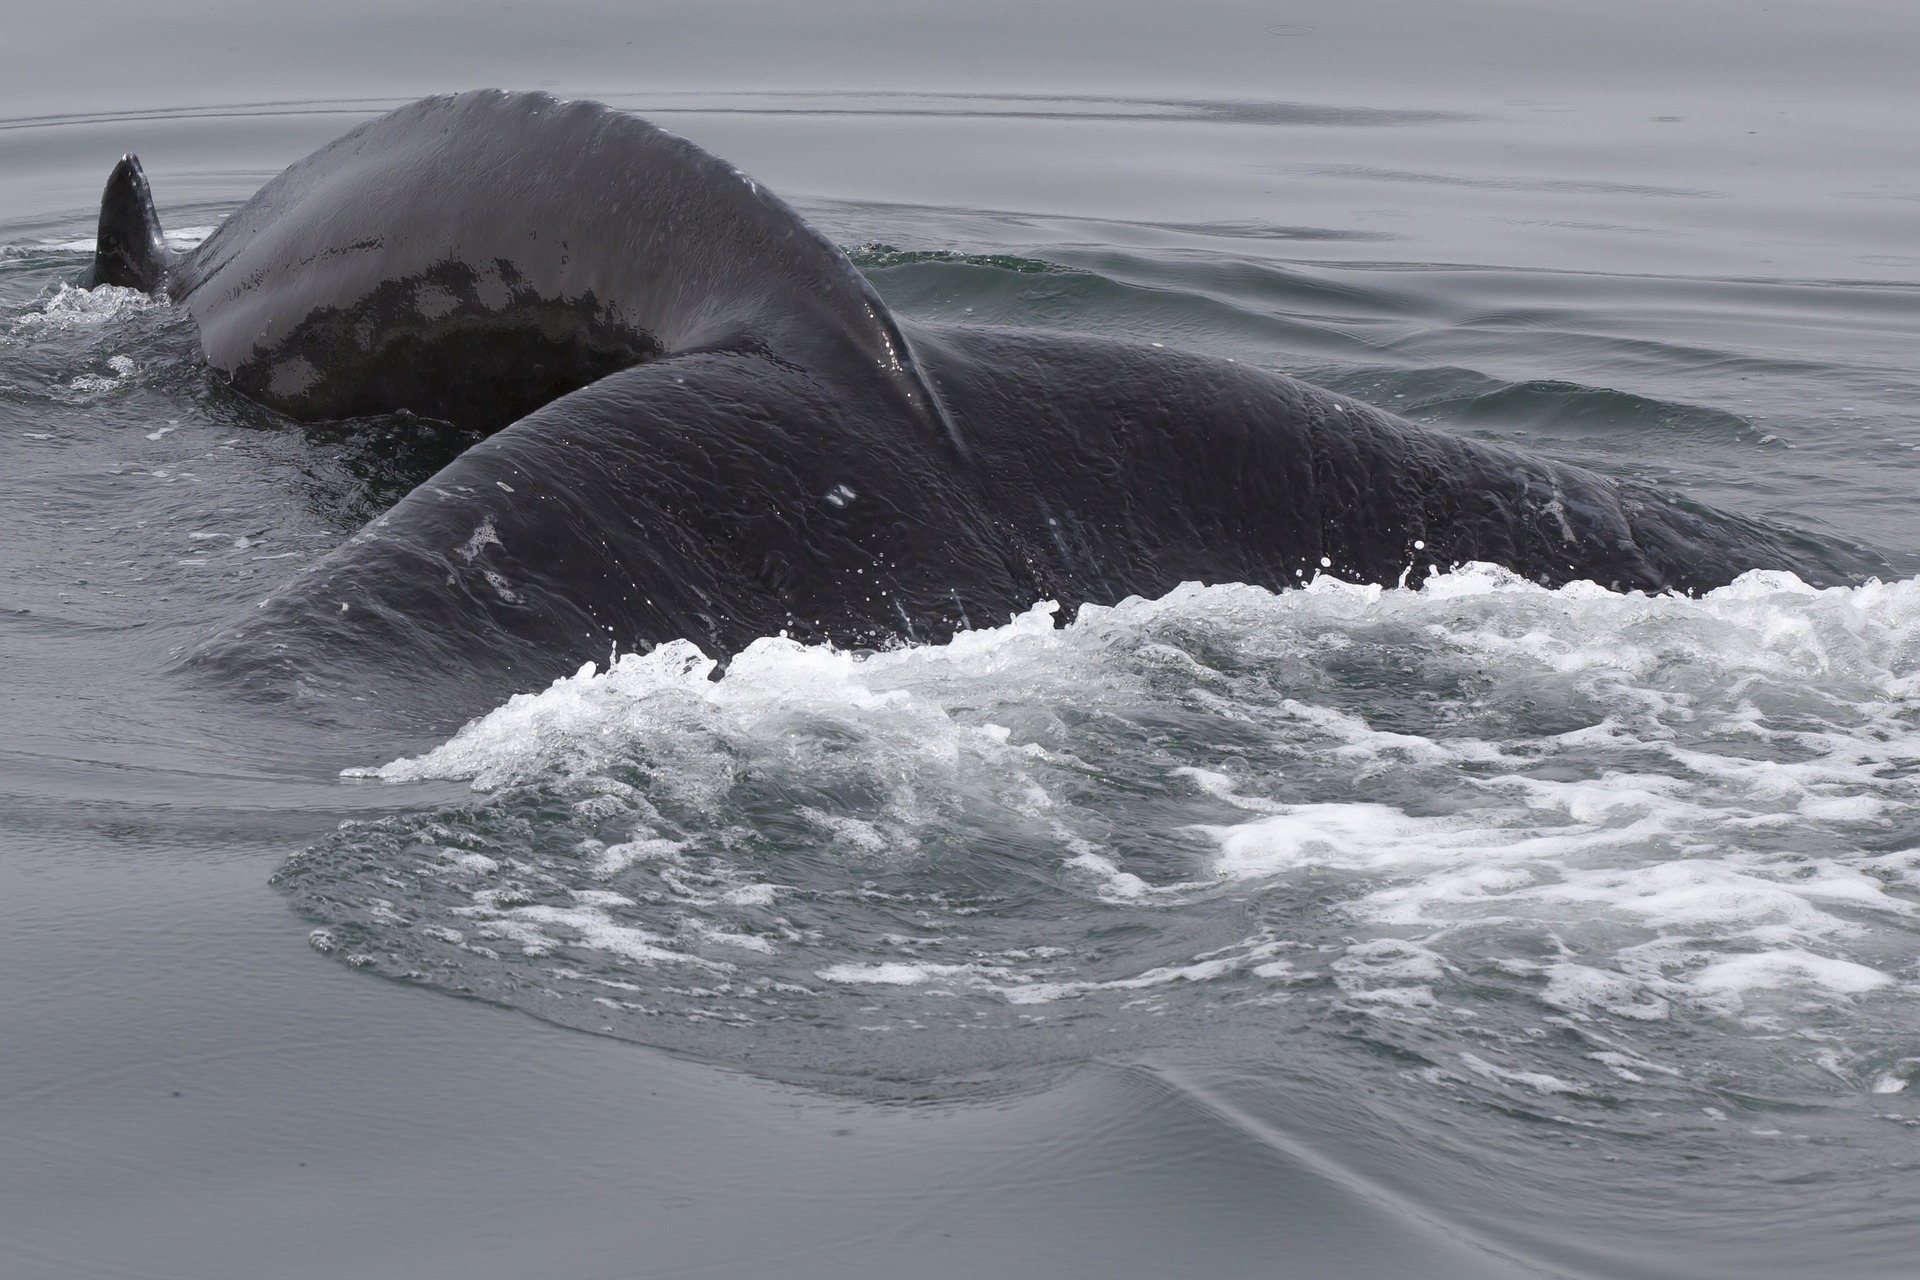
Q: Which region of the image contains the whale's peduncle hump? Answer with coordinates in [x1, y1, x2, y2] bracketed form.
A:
[86, 154, 172, 292]
[164, 90, 956, 443]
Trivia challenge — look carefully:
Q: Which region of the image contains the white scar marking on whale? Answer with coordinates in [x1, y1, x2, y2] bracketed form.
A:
[268, 357, 319, 398]
[457, 517, 503, 562]
[1544, 494, 1577, 544]
[484, 570, 522, 603]
[414, 282, 460, 321]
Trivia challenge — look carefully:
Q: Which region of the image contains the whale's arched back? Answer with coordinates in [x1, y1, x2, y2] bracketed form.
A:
[87, 90, 1847, 729]
[155, 91, 953, 441]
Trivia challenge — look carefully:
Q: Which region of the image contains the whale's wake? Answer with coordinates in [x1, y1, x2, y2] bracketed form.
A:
[283, 565, 1920, 1102]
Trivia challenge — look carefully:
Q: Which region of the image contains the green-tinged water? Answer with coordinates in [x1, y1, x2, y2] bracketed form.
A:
[4, 4, 1919, 1276]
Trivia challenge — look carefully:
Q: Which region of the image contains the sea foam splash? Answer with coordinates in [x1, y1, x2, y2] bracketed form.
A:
[7, 282, 159, 333]
[285, 566, 1920, 1100]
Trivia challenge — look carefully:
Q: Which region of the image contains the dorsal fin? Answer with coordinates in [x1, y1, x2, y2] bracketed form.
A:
[87, 154, 172, 292]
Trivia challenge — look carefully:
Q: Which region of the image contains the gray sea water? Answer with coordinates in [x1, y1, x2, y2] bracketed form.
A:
[4, 3, 1919, 1277]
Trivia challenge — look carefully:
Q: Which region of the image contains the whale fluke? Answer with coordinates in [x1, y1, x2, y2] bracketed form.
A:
[86, 154, 171, 292]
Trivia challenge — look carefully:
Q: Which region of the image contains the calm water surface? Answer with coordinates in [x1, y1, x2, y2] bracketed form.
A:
[4, 3, 1919, 1277]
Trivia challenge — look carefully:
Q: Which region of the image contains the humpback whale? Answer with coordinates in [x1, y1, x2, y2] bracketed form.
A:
[87, 91, 1836, 723]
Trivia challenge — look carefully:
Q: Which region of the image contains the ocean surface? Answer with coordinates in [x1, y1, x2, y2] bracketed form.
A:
[4, 3, 1918, 1277]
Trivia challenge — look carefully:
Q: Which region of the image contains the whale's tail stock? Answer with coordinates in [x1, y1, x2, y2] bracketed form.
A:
[85, 154, 171, 292]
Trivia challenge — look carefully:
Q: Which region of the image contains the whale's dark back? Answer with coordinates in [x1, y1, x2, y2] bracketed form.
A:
[186, 319, 1839, 727]
[911, 325, 1826, 602]
[100, 90, 1845, 730]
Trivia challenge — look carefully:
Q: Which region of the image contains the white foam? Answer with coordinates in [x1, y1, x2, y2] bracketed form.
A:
[66, 352, 140, 398]
[321, 567, 1920, 1091]
[1543, 964, 1673, 1021]
[818, 961, 1007, 986]
[1200, 803, 1475, 878]
[9, 282, 158, 332]
[481, 903, 731, 969]
[1690, 950, 1893, 998]
[345, 640, 722, 785]
[1459, 1052, 1588, 1096]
